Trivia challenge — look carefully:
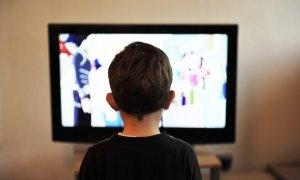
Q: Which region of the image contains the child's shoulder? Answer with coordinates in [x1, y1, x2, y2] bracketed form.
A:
[164, 133, 195, 151]
[86, 133, 118, 154]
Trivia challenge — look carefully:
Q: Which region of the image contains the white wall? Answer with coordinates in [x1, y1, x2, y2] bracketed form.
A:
[1, 0, 300, 179]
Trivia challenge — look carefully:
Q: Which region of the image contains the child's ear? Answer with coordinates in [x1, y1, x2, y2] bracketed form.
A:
[163, 90, 175, 110]
[106, 93, 120, 111]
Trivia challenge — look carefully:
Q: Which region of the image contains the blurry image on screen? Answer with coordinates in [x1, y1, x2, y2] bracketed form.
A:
[58, 33, 228, 128]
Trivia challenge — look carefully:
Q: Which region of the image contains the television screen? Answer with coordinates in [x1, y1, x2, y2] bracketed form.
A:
[49, 24, 237, 144]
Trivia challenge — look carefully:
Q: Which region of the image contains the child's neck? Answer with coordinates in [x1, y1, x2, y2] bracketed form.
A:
[120, 110, 162, 137]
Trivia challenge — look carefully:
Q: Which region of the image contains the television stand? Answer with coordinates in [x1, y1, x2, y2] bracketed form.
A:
[197, 152, 222, 180]
[74, 150, 221, 180]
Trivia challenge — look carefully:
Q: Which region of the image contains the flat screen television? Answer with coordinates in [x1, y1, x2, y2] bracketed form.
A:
[48, 24, 238, 144]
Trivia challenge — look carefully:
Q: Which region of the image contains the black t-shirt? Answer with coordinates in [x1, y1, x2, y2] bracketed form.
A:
[79, 132, 202, 180]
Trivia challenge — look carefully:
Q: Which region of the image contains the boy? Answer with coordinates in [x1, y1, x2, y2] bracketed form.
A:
[79, 42, 202, 180]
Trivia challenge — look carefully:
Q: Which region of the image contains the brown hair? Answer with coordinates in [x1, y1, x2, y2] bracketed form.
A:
[108, 42, 173, 120]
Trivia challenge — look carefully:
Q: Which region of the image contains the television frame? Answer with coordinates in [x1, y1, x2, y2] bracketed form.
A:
[48, 24, 238, 144]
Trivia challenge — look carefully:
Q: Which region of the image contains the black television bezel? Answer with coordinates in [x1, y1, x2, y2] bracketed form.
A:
[48, 24, 238, 144]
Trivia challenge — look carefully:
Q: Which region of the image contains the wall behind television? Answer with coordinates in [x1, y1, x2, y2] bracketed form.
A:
[1, 0, 300, 179]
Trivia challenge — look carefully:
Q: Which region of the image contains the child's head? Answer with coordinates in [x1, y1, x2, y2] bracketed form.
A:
[107, 41, 173, 120]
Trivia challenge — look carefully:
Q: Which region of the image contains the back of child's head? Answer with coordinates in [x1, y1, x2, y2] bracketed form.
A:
[108, 41, 173, 120]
